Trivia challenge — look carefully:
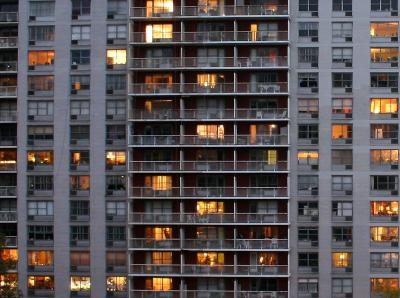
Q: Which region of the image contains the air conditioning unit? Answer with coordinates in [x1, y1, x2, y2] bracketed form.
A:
[391, 164, 398, 170]
[29, 40, 35, 45]
[391, 267, 399, 273]
[27, 139, 34, 146]
[345, 62, 352, 67]
[392, 11, 399, 16]
[392, 138, 398, 144]
[70, 265, 78, 271]
[70, 215, 77, 221]
[345, 165, 352, 170]
[311, 113, 318, 118]
[345, 36, 352, 42]
[106, 266, 114, 272]
[70, 190, 77, 196]
[106, 89, 114, 95]
[106, 190, 113, 196]
[311, 241, 318, 247]
[70, 139, 77, 145]
[311, 215, 319, 222]
[106, 115, 114, 120]
[27, 215, 35, 220]
[107, 14, 114, 19]
[311, 62, 318, 68]
[28, 240, 34, 245]
[345, 190, 352, 195]
[28, 90, 34, 95]
[106, 139, 113, 145]
[29, 16, 36, 21]
[70, 115, 77, 120]
[28, 265, 35, 271]
[28, 65, 35, 70]
[106, 240, 114, 247]
[392, 190, 399, 195]
[391, 88, 398, 93]
[70, 240, 77, 246]
[71, 40, 78, 45]
[72, 15, 78, 20]
[311, 11, 318, 17]
[345, 11, 352, 16]
[311, 139, 318, 144]
[391, 113, 398, 119]
[311, 189, 318, 196]
[107, 64, 114, 70]
[71, 64, 78, 70]
[391, 216, 399, 221]
[311, 37, 318, 42]
[311, 267, 318, 273]
[345, 241, 352, 247]
[345, 113, 352, 118]
[311, 165, 319, 170]
[345, 139, 352, 144]
[71, 89, 78, 95]
[392, 241, 398, 247]
[391, 62, 398, 67]
[28, 115, 35, 120]
[107, 39, 114, 44]
[311, 87, 318, 93]
[71, 291, 79, 296]
[392, 36, 398, 42]
[345, 87, 352, 93]
[345, 216, 352, 221]
[70, 164, 77, 170]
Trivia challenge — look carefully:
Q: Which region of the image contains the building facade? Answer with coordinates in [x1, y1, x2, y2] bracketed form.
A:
[4, 0, 400, 297]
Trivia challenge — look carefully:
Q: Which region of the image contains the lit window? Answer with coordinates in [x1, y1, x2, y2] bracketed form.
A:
[145, 24, 173, 43]
[28, 276, 54, 290]
[106, 276, 127, 292]
[371, 201, 399, 216]
[146, 0, 174, 16]
[258, 253, 278, 265]
[371, 226, 399, 241]
[371, 149, 399, 166]
[106, 49, 127, 65]
[106, 151, 126, 166]
[28, 251, 53, 266]
[196, 201, 224, 214]
[332, 98, 352, 114]
[370, 98, 398, 114]
[197, 74, 224, 88]
[332, 252, 352, 268]
[332, 124, 352, 139]
[146, 277, 172, 291]
[70, 175, 90, 190]
[146, 227, 172, 240]
[145, 74, 173, 86]
[0, 274, 17, 288]
[28, 51, 55, 66]
[27, 151, 53, 166]
[70, 276, 91, 292]
[297, 151, 319, 165]
[145, 175, 172, 191]
[197, 252, 224, 266]
[370, 22, 399, 37]
[196, 125, 224, 139]
[370, 48, 398, 63]
[371, 278, 399, 294]
[0, 249, 17, 264]
[152, 252, 172, 264]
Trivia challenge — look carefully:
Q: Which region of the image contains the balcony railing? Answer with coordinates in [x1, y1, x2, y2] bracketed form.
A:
[129, 108, 288, 121]
[0, 86, 16, 97]
[130, 290, 289, 298]
[0, 186, 16, 196]
[129, 161, 288, 172]
[129, 187, 288, 198]
[129, 212, 288, 224]
[129, 82, 288, 95]
[0, 211, 16, 222]
[130, 264, 288, 276]
[130, 31, 288, 43]
[131, 5, 289, 17]
[0, 110, 16, 122]
[0, 137, 17, 146]
[130, 56, 288, 69]
[129, 238, 289, 250]
[0, 37, 17, 48]
[129, 134, 289, 146]
[0, 61, 17, 72]
[0, 12, 18, 22]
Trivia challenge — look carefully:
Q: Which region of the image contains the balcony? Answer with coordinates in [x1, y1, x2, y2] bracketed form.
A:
[130, 56, 288, 70]
[0, 186, 15, 196]
[129, 238, 289, 250]
[0, 61, 16, 72]
[130, 31, 288, 44]
[129, 82, 288, 95]
[129, 161, 288, 172]
[0, 86, 16, 97]
[129, 264, 288, 276]
[130, 291, 289, 298]
[0, 37, 17, 48]
[129, 108, 288, 121]
[130, 5, 289, 18]
[129, 212, 288, 224]
[129, 134, 288, 147]
[0, 110, 16, 122]
[4, 236, 16, 247]
[0, 12, 17, 23]
[0, 210, 16, 222]
[129, 186, 288, 198]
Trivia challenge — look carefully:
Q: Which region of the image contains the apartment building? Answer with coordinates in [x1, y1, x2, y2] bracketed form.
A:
[5, 0, 400, 297]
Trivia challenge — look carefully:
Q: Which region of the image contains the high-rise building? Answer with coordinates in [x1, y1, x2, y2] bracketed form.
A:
[9, 0, 400, 297]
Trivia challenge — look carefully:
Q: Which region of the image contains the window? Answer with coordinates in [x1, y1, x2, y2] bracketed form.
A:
[197, 74, 224, 88]
[146, 227, 172, 240]
[28, 276, 54, 290]
[107, 0, 127, 15]
[332, 175, 353, 193]
[106, 100, 126, 116]
[298, 124, 318, 141]
[71, 75, 90, 91]
[145, 24, 173, 43]
[371, 278, 399, 295]
[107, 276, 127, 292]
[145, 176, 172, 191]
[197, 201, 224, 214]
[332, 279, 352, 295]
[332, 149, 352, 167]
[299, 253, 318, 269]
[146, 277, 172, 291]
[371, 175, 398, 191]
[71, 101, 90, 117]
[299, 0, 318, 12]
[197, 252, 224, 266]
[370, 98, 398, 114]
[332, 73, 352, 88]
[298, 22, 318, 38]
[28, 76, 54, 92]
[28, 251, 53, 266]
[107, 25, 127, 40]
[70, 251, 90, 267]
[72, 0, 91, 16]
[28, 201, 53, 216]
[371, 149, 399, 167]
[70, 276, 91, 292]
[333, 0, 352, 11]
[106, 125, 125, 141]
[28, 225, 53, 241]
[298, 279, 318, 295]
[332, 98, 352, 114]
[146, 0, 174, 15]
[71, 25, 91, 41]
[332, 22, 353, 39]
[197, 125, 224, 139]
[29, 26, 55, 42]
[28, 101, 53, 117]
[30, 1, 55, 17]
[298, 47, 318, 64]
[332, 252, 352, 268]
[371, 124, 398, 140]
[370, 48, 398, 63]
[370, 22, 398, 38]
[106, 226, 126, 241]
[332, 48, 353, 63]
[106, 50, 126, 65]
[371, 0, 398, 12]
[332, 124, 352, 140]
[298, 98, 319, 116]
[70, 125, 90, 141]
[332, 201, 353, 217]
[106, 201, 126, 216]
[371, 201, 399, 216]
[371, 72, 398, 88]
[371, 253, 399, 270]
[298, 73, 318, 88]
[70, 226, 90, 241]
[70, 201, 90, 217]
[298, 201, 319, 216]
[28, 51, 55, 66]
[70, 175, 90, 191]
[71, 151, 89, 166]
[106, 75, 126, 91]
[106, 151, 126, 167]
[152, 252, 172, 264]
[71, 50, 90, 65]
[106, 252, 126, 267]
[298, 151, 319, 165]
[332, 227, 352, 243]
[28, 176, 53, 192]
[371, 226, 398, 241]
[106, 175, 126, 191]
[298, 175, 318, 193]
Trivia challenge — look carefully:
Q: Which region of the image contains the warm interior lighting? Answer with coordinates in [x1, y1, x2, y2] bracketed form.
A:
[146, 227, 172, 240]
[146, 0, 174, 16]
[27, 151, 53, 165]
[28, 251, 53, 266]
[28, 51, 55, 66]
[197, 74, 222, 88]
[70, 276, 91, 291]
[0, 249, 17, 262]
[196, 201, 224, 214]
[371, 227, 399, 241]
[332, 252, 351, 267]
[145, 24, 173, 43]
[251, 24, 258, 41]
[196, 124, 225, 139]
[370, 22, 399, 37]
[106, 151, 126, 165]
[152, 252, 172, 264]
[371, 201, 399, 216]
[145, 175, 172, 191]
[146, 277, 172, 291]
[332, 124, 351, 139]
[197, 252, 224, 266]
[106, 50, 127, 65]
[28, 276, 54, 289]
[106, 276, 127, 292]
[370, 98, 398, 114]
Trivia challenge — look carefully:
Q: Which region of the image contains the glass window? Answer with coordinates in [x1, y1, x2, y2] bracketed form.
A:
[28, 101, 53, 117]
[70, 151, 90, 166]
[106, 50, 126, 65]
[106, 151, 126, 166]
[333, 0, 352, 11]
[332, 279, 352, 294]
[332, 175, 353, 192]
[107, 25, 127, 39]
[70, 251, 90, 266]
[70, 276, 91, 292]
[332, 98, 352, 114]
[298, 98, 319, 115]
[29, 26, 55, 42]
[70, 201, 90, 216]
[106, 100, 126, 116]
[145, 277, 172, 290]
[298, 47, 318, 63]
[298, 73, 318, 88]
[370, 98, 398, 114]
[371, 72, 398, 88]
[298, 22, 318, 37]
[371, 0, 398, 11]
[28, 51, 55, 66]
[145, 24, 173, 43]
[106, 226, 126, 241]
[106, 276, 127, 292]
[298, 278, 318, 294]
[30, 1, 55, 17]
[371, 278, 399, 295]
[371, 201, 399, 216]
[370, 175, 398, 190]
[28, 225, 53, 241]
[28, 76, 54, 91]
[71, 75, 90, 90]
[71, 50, 90, 65]
[371, 149, 399, 166]
[106, 75, 126, 90]
[28, 276, 54, 290]
[297, 151, 319, 165]
[332, 48, 353, 63]
[106, 201, 126, 216]
[332, 73, 353, 88]
[70, 175, 90, 191]
[371, 48, 398, 63]
[332, 22, 353, 38]
[145, 176, 172, 191]
[370, 226, 399, 241]
[332, 252, 352, 268]
[27, 175, 53, 191]
[72, 0, 91, 16]
[299, 0, 318, 12]
[71, 25, 91, 41]
[70, 226, 90, 241]
[70, 125, 90, 140]
[298, 124, 318, 140]
[70, 101, 90, 116]
[332, 201, 353, 217]
[332, 124, 352, 139]
[28, 251, 53, 266]
[370, 22, 399, 37]
[107, 0, 127, 15]
[28, 201, 53, 216]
